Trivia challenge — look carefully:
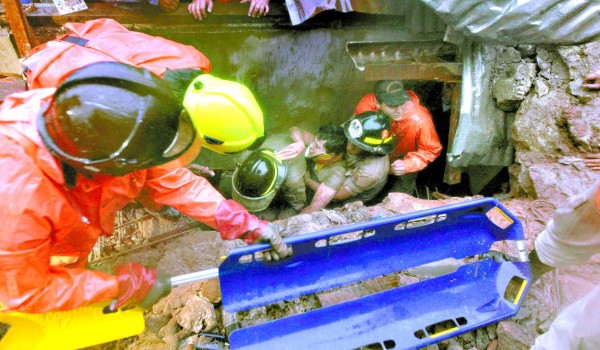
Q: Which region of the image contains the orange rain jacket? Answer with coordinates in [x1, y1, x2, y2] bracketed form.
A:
[0, 90, 265, 313]
[354, 91, 443, 174]
[23, 18, 212, 89]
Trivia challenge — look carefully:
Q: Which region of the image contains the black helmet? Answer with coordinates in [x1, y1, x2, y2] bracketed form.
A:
[38, 62, 196, 176]
[232, 149, 287, 212]
[342, 112, 394, 155]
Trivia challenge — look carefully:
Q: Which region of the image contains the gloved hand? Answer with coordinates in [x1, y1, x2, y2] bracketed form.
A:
[111, 263, 172, 311]
[255, 222, 292, 262]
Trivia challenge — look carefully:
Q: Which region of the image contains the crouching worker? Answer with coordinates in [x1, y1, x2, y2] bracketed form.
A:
[0, 62, 290, 318]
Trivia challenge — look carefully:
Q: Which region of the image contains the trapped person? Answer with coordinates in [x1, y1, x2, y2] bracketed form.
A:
[0, 62, 289, 314]
[354, 80, 442, 195]
[282, 124, 347, 215]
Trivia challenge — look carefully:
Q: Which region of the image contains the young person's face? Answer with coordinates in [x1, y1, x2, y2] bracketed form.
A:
[377, 101, 405, 122]
[306, 137, 327, 157]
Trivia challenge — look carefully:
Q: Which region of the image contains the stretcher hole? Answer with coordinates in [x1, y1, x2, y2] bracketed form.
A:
[414, 329, 427, 339]
[504, 276, 527, 304]
[383, 340, 396, 348]
[486, 207, 514, 229]
[423, 318, 462, 338]
[395, 214, 445, 231]
[364, 229, 376, 238]
[326, 230, 364, 246]
[353, 340, 395, 349]
[238, 254, 253, 264]
[456, 317, 467, 326]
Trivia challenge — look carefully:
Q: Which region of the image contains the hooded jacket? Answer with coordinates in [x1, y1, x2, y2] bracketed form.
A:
[0, 89, 265, 313]
[22, 18, 211, 89]
[354, 91, 442, 174]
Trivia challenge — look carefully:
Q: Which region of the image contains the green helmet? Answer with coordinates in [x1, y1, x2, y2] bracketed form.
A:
[232, 148, 287, 212]
[38, 62, 195, 176]
[342, 111, 394, 155]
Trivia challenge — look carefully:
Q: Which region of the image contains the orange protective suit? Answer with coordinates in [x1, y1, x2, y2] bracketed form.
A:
[354, 91, 442, 173]
[0, 90, 265, 313]
[23, 18, 212, 89]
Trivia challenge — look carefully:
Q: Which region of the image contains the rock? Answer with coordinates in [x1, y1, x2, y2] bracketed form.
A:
[493, 63, 536, 112]
[175, 295, 217, 333]
[446, 338, 463, 350]
[497, 321, 537, 350]
[201, 279, 222, 303]
[145, 314, 171, 334]
[476, 327, 491, 349]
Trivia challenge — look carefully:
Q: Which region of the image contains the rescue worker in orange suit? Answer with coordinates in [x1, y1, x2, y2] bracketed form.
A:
[354, 80, 443, 196]
[0, 62, 290, 314]
[21, 17, 266, 220]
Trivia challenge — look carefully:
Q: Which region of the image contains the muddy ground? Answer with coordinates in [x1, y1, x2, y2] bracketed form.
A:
[85, 190, 600, 350]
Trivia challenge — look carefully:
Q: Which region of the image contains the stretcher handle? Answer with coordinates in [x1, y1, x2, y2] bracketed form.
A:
[170, 268, 219, 287]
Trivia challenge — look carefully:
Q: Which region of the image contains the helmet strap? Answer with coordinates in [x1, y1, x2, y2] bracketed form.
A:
[60, 162, 78, 188]
[311, 153, 342, 171]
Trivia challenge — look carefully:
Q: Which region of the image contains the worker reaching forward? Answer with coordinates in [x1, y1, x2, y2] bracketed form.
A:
[0, 62, 290, 314]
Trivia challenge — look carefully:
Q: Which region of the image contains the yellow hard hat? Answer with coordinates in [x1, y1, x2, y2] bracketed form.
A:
[183, 74, 265, 154]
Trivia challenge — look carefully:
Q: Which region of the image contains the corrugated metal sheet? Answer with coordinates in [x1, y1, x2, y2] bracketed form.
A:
[448, 41, 514, 168]
[418, 0, 600, 45]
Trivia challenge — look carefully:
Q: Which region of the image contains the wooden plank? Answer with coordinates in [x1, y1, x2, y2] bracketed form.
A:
[443, 83, 462, 185]
[0, 27, 22, 76]
[0, 0, 39, 56]
[364, 63, 462, 82]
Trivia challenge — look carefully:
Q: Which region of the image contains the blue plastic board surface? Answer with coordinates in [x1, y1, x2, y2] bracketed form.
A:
[228, 259, 531, 350]
[219, 198, 528, 313]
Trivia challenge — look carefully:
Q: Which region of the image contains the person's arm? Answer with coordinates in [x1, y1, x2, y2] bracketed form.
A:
[0, 145, 118, 312]
[333, 185, 354, 201]
[145, 166, 290, 259]
[401, 117, 443, 173]
[530, 181, 600, 282]
[304, 171, 320, 191]
[300, 183, 336, 214]
[290, 126, 315, 145]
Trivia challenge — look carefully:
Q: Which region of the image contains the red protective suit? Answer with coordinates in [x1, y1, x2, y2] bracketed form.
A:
[0, 90, 265, 313]
[354, 91, 442, 173]
[23, 18, 212, 89]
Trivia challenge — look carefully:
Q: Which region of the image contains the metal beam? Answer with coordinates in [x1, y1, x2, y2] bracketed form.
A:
[364, 63, 462, 82]
[0, 0, 38, 56]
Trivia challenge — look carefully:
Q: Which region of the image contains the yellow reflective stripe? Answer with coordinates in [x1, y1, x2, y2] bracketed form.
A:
[363, 136, 393, 145]
[512, 279, 528, 305]
[429, 326, 459, 338]
[493, 207, 514, 225]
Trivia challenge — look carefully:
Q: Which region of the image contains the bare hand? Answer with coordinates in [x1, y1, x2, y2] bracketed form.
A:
[584, 154, 600, 171]
[188, 0, 212, 20]
[241, 0, 269, 17]
[390, 159, 406, 176]
[159, 0, 178, 12]
[186, 164, 216, 177]
[276, 141, 305, 160]
[583, 70, 600, 90]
